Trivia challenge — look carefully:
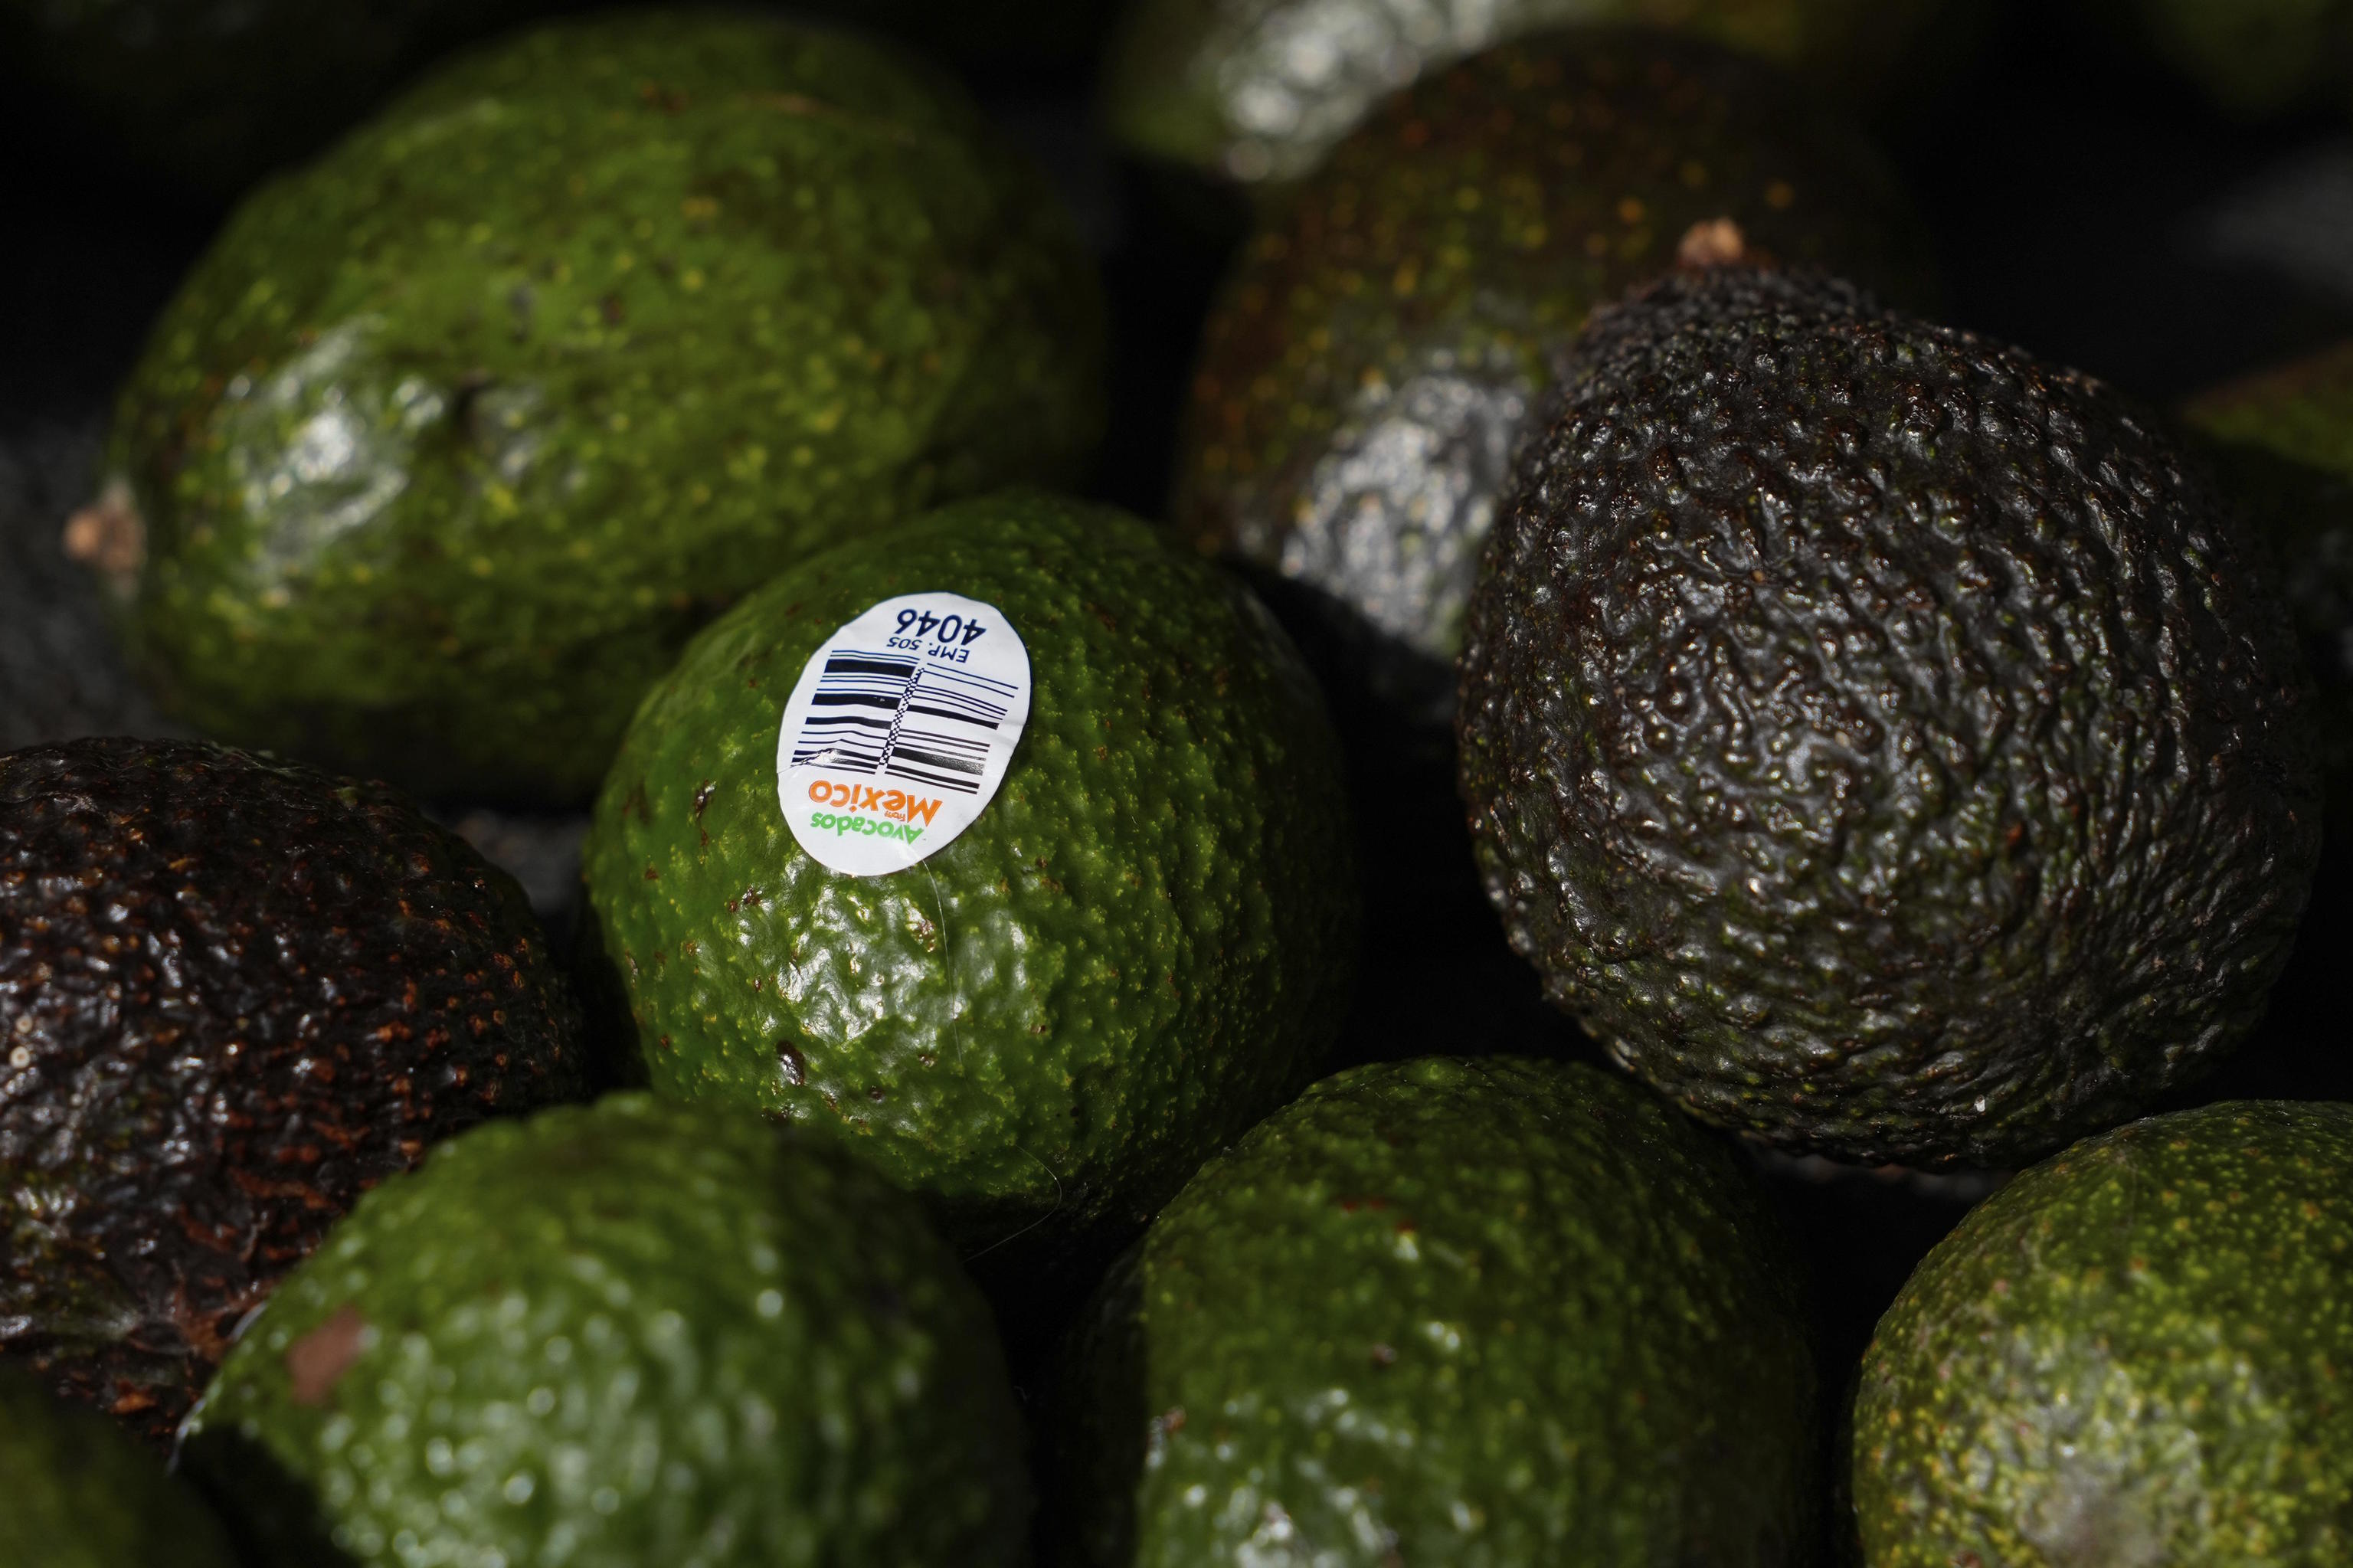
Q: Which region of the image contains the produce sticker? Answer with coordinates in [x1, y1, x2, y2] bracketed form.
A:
[775, 591, 1032, 876]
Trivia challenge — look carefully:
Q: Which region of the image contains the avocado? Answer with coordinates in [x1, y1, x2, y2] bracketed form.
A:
[1457, 268, 2320, 1168]
[1053, 1056, 1818, 1565]
[0, 737, 588, 1449]
[580, 489, 1358, 1265]
[0, 0, 572, 197]
[0, 1362, 240, 1568]
[1104, 0, 1961, 188]
[181, 1092, 1027, 1567]
[1850, 1099, 2353, 1566]
[87, 10, 1106, 806]
[1173, 31, 1932, 732]
[2080, 0, 2353, 117]
[2184, 341, 2353, 785]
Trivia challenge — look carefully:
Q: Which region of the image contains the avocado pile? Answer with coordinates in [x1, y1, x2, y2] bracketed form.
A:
[5, 3, 2352, 1563]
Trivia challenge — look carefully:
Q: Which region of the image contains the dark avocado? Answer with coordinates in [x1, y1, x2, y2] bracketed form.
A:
[89, 10, 1106, 806]
[1850, 1099, 2353, 1566]
[1173, 31, 1932, 733]
[2184, 342, 2353, 786]
[1053, 1056, 1818, 1564]
[0, 738, 588, 1447]
[0, 1361, 240, 1567]
[1457, 268, 2320, 1168]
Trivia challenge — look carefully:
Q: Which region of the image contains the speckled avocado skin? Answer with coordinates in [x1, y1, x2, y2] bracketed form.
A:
[103, 10, 1106, 805]
[581, 491, 1358, 1259]
[0, 738, 587, 1448]
[1851, 1100, 2353, 1566]
[1457, 269, 2320, 1167]
[0, 1363, 240, 1568]
[1105, 0, 1958, 187]
[0, 0, 569, 195]
[181, 1093, 1027, 1568]
[1173, 31, 1932, 728]
[1055, 1056, 1818, 1566]
[2185, 342, 2353, 782]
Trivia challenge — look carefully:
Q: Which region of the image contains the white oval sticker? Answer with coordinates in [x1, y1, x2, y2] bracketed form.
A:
[774, 592, 1033, 877]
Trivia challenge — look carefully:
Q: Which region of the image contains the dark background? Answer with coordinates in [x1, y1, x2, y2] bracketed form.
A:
[3, 0, 2348, 1399]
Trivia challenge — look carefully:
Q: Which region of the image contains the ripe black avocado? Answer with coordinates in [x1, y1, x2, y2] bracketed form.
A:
[0, 738, 588, 1446]
[1457, 268, 2321, 1169]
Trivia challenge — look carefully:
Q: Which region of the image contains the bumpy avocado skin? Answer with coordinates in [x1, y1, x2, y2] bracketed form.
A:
[0, 738, 587, 1448]
[0, 1363, 240, 1568]
[0, 0, 570, 195]
[103, 11, 1106, 805]
[580, 492, 1358, 1258]
[2185, 342, 2353, 784]
[1105, 0, 1958, 187]
[181, 1093, 1027, 1568]
[1851, 1100, 2353, 1566]
[1174, 31, 1932, 729]
[1055, 1056, 1818, 1566]
[1457, 269, 2321, 1168]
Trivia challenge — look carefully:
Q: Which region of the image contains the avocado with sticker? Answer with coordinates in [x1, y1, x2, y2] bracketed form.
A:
[80, 10, 1105, 805]
[579, 490, 1360, 1272]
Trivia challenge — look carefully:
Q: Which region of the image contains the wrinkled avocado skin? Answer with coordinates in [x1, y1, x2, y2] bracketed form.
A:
[0, 1362, 240, 1568]
[581, 493, 1358, 1264]
[0, 738, 587, 1449]
[1457, 269, 2321, 1168]
[1105, 0, 1959, 187]
[1175, 31, 1932, 731]
[2185, 342, 2353, 789]
[1851, 1101, 2353, 1566]
[106, 11, 1105, 806]
[1055, 1056, 1818, 1566]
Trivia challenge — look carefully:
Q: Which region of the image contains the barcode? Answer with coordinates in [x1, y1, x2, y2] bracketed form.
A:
[786, 650, 1017, 794]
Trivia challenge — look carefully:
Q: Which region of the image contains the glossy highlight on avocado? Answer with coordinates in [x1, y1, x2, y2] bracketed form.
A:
[97, 10, 1106, 804]
[182, 1093, 1028, 1568]
[1851, 1100, 2353, 1566]
[1174, 31, 1931, 728]
[1456, 268, 2320, 1167]
[581, 491, 1358, 1261]
[0, 738, 587, 1448]
[1055, 1056, 1818, 1565]
[1104, 0, 1959, 187]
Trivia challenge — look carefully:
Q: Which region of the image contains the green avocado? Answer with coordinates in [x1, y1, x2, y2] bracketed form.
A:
[1173, 31, 1932, 730]
[1053, 1056, 1818, 1565]
[90, 10, 1105, 805]
[1850, 1099, 2353, 1566]
[1457, 268, 2321, 1168]
[179, 1092, 1026, 1567]
[0, 738, 588, 1449]
[1104, 0, 1961, 188]
[580, 490, 1358, 1263]
[2184, 342, 2353, 786]
[0, 1362, 240, 1568]
[0, 0, 570, 196]
[2081, 0, 2353, 116]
